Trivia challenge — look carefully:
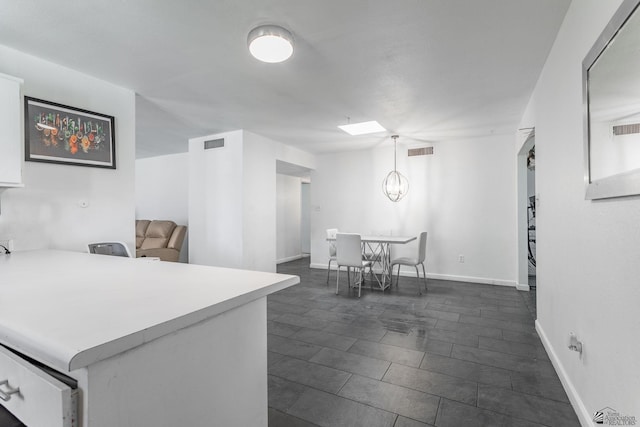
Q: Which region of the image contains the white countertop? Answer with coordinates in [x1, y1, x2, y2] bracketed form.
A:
[0, 250, 299, 372]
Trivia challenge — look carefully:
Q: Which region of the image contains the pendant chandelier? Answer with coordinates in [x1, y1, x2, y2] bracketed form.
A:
[382, 135, 409, 202]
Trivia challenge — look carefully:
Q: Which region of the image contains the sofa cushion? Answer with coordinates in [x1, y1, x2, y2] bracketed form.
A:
[140, 221, 177, 250]
[135, 220, 151, 249]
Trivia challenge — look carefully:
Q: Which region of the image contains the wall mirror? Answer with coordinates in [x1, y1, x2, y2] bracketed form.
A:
[584, 0, 640, 199]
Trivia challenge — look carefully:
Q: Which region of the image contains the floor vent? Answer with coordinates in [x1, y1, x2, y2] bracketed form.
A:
[408, 146, 434, 156]
[204, 138, 225, 149]
[613, 123, 640, 136]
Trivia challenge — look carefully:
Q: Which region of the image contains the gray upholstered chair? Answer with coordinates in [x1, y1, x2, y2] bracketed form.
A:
[336, 233, 372, 298]
[390, 231, 428, 294]
[88, 241, 132, 257]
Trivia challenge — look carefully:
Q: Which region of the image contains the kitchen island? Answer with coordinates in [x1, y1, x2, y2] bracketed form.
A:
[0, 250, 299, 427]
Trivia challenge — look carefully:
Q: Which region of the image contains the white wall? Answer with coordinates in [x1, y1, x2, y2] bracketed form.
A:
[135, 152, 189, 262]
[188, 130, 314, 272]
[0, 44, 135, 252]
[275, 143, 315, 171]
[276, 174, 302, 263]
[242, 132, 277, 272]
[310, 134, 517, 286]
[518, 0, 640, 423]
[189, 130, 244, 268]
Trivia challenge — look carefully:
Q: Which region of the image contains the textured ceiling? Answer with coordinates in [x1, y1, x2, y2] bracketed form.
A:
[0, 0, 571, 158]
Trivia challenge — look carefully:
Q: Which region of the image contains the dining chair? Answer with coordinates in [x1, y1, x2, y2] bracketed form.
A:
[390, 231, 427, 294]
[88, 241, 132, 258]
[336, 233, 372, 297]
[326, 228, 339, 284]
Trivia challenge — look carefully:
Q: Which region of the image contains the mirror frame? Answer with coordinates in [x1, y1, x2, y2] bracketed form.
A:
[583, 0, 640, 200]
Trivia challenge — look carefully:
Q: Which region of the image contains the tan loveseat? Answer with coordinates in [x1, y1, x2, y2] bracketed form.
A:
[135, 220, 187, 262]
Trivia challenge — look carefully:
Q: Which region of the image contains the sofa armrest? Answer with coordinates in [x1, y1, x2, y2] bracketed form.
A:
[168, 225, 187, 251]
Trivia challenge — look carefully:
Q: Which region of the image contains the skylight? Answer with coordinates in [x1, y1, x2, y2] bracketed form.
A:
[338, 120, 386, 136]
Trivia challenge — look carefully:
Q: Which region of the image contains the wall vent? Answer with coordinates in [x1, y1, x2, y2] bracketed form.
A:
[204, 138, 224, 149]
[408, 146, 434, 157]
[612, 123, 640, 136]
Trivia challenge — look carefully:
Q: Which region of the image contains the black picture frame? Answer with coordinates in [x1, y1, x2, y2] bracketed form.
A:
[24, 96, 116, 169]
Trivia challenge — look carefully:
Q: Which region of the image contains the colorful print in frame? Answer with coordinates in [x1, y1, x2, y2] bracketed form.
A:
[24, 97, 116, 169]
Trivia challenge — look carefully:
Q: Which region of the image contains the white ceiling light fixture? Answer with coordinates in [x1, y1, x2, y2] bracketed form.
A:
[382, 135, 409, 202]
[338, 120, 386, 136]
[247, 25, 294, 63]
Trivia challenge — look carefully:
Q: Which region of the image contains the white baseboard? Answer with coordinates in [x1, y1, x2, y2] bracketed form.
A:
[516, 282, 531, 292]
[310, 263, 518, 288]
[536, 320, 590, 427]
[426, 272, 517, 288]
[310, 262, 330, 270]
[276, 254, 304, 265]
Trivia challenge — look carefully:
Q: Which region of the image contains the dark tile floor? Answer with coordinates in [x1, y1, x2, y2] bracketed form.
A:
[267, 259, 578, 427]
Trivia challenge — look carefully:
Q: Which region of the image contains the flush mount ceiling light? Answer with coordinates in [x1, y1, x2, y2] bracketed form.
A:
[338, 120, 386, 136]
[247, 25, 294, 63]
[382, 135, 409, 202]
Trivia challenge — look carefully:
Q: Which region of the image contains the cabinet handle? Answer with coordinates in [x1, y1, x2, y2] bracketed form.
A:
[0, 380, 20, 401]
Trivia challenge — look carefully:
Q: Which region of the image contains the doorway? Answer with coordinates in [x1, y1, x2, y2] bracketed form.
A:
[275, 160, 313, 264]
[526, 146, 536, 288]
[517, 132, 536, 291]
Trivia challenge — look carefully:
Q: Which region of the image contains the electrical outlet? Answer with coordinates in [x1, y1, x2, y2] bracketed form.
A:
[458, 255, 465, 263]
[0, 239, 14, 252]
[568, 332, 583, 355]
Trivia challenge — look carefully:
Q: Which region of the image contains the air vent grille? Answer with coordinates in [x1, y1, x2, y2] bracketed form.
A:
[204, 138, 224, 149]
[408, 147, 434, 156]
[613, 123, 640, 136]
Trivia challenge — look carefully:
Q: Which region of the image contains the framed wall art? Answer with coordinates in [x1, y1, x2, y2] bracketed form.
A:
[24, 97, 116, 169]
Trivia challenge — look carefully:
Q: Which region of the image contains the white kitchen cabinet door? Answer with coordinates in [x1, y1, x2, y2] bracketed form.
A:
[0, 73, 23, 186]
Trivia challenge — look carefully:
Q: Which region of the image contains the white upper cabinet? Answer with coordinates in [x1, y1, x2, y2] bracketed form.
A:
[0, 73, 23, 187]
